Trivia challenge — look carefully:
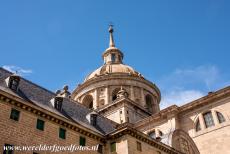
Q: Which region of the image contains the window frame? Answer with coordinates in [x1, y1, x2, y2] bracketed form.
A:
[90, 114, 97, 126]
[79, 136, 86, 146]
[111, 53, 116, 62]
[216, 111, 225, 123]
[54, 97, 63, 111]
[110, 142, 116, 152]
[97, 144, 103, 154]
[203, 111, 215, 128]
[136, 141, 142, 151]
[9, 78, 19, 91]
[36, 119, 45, 131]
[59, 128, 66, 139]
[10, 108, 20, 121]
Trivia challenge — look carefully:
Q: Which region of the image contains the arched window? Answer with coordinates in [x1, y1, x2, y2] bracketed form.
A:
[195, 119, 201, 132]
[112, 95, 117, 101]
[203, 111, 214, 128]
[82, 95, 94, 109]
[145, 94, 153, 113]
[89, 102, 93, 109]
[216, 112, 225, 123]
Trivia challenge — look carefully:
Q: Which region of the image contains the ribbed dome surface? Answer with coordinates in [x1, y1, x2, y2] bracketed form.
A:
[84, 64, 140, 81]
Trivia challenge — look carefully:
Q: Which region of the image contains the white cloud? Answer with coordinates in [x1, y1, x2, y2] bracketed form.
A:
[2, 65, 33, 76]
[157, 65, 229, 109]
[173, 65, 219, 90]
[159, 65, 220, 91]
[160, 89, 204, 109]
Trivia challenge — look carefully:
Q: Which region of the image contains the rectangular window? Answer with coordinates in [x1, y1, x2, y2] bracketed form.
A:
[203, 111, 214, 128]
[3, 144, 14, 154]
[10, 109, 20, 121]
[54, 97, 63, 111]
[98, 144, 103, 154]
[136, 141, 142, 151]
[110, 142, 116, 152]
[111, 54, 116, 62]
[36, 119, 45, 131]
[59, 128, 66, 139]
[79, 136, 86, 146]
[9, 78, 19, 91]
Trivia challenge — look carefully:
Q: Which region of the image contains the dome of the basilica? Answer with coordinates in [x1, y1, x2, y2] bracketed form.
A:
[72, 25, 161, 117]
[84, 63, 141, 81]
[83, 25, 143, 82]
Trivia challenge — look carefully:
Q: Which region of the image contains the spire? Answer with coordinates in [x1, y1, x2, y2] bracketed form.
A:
[109, 25, 115, 47]
[102, 25, 124, 64]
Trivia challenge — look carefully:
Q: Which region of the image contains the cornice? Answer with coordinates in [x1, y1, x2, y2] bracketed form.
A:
[134, 86, 230, 129]
[0, 90, 106, 143]
[179, 86, 230, 114]
[72, 73, 161, 102]
[106, 124, 182, 154]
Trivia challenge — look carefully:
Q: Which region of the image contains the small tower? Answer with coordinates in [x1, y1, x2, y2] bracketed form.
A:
[102, 25, 124, 64]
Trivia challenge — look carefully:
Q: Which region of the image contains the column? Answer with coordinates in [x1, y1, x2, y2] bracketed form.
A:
[211, 110, 219, 125]
[199, 114, 206, 129]
[105, 86, 109, 105]
[130, 86, 134, 101]
[155, 129, 160, 138]
[141, 88, 145, 106]
[94, 89, 98, 109]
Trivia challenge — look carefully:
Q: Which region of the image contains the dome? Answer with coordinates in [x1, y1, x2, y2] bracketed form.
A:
[84, 63, 141, 81]
[84, 26, 144, 82]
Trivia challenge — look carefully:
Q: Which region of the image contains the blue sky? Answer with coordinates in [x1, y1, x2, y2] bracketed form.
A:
[0, 0, 230, 108]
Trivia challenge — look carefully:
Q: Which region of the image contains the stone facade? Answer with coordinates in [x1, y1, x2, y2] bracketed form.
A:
[0, 97, 103, 154]
[134, 88, 230, 154]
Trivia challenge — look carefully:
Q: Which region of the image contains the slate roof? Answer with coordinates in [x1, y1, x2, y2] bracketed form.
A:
[0, 67, 117, 135]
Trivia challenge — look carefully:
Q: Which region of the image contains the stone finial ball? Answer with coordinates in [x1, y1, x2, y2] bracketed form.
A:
[63, 85, 69, 91]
